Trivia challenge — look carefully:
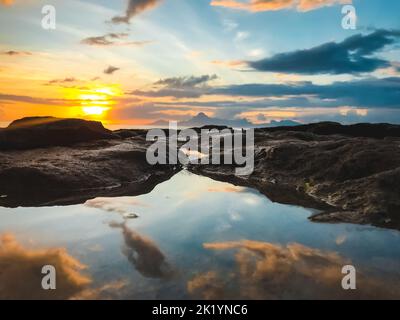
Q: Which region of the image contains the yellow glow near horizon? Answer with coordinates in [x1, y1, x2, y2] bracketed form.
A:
[82, 106, 109, 116]
[63, 84, 122, 119]
[80, 91, 109, 117]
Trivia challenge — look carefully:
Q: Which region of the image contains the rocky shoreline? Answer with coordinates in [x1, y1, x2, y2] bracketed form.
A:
[1, 117, 399, 231]
[189, 125, 400, 230]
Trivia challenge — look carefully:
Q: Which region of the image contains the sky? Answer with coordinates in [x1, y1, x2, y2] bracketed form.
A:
[0, 0, 400, 127]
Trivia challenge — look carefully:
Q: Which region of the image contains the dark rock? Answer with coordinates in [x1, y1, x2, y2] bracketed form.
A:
[0, 132, 180, 207]
[113, 129, 145, 139]
[262, 122, 400, 139]
[0, 116, 117, 150]
[2, 117, 400, 231]
[188, 126, 400, 230]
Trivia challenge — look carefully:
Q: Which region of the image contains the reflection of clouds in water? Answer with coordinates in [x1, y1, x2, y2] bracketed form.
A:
[187, 271, 226, 300]
[110, 222, 173, 279]
[72, 280, 128, 300]
[214, 221, 232, 232]
[0, 234, 129, 300]
[228, 208, 243, 222]
[85, 197, 148, 215]
[188, 240, 400, 299]
[242, 195, 261, 206]
[184, 180, 246, 201]
[87, 244, 103, 252]
[336, 235, 347, 246]
[207, 186, 245, 193]
[0, 233, 90, 300]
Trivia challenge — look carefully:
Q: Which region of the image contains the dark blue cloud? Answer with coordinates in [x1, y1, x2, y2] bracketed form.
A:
[249, 29, 400, 75]
[158, 96, 337, 109]
[131, 77, 400, 109]
[154, 74, 218, 88]
[129, 88, 204, 98]
[212, 77, 400, 108]
[128, 74, 218, 98]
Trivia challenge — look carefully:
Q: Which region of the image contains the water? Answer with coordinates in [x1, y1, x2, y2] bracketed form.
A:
[0, 170, 399, 299]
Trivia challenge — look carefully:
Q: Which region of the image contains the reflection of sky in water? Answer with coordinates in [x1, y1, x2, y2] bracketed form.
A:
[0, 170, 400, 299]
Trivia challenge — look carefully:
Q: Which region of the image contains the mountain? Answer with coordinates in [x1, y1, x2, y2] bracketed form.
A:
[180, 112, 254, 127]
[268, 120, 303, 127]
[151, 112, 301, 128]
[151, 119, 170, 127]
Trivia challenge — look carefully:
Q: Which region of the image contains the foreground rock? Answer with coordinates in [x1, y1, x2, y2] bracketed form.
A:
[189, 122, 400, 230]
[0, 118, 178, 207]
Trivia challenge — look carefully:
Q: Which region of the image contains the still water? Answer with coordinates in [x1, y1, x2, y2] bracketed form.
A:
[0, 170, 399, 299]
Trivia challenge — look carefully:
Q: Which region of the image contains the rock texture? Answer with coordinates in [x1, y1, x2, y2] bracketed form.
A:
[0, 118, 178, 207]
[1, 118, 400, 231]
[0, 116, 117, 150]
[189, 123, 400, 230]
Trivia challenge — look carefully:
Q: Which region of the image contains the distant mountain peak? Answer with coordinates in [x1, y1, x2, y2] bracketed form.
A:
[150, 113, 301, 128]
[193, 112, 209, 119]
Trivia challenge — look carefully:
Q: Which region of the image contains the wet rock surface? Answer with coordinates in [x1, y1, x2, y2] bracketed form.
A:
[0, 118, 179, 207]
[189, 123, 400, 230]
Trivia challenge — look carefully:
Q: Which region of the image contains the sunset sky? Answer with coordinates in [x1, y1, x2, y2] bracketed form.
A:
[1, 0, 400, 127]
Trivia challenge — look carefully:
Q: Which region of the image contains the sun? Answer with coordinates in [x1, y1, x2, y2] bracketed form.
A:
[82, 106, 109, 116]
[64, 85, 122, 119]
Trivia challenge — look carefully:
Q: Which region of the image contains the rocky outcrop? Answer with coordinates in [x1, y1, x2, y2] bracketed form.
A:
[0, 124, 179, 207]
[0, 117, 117, 150]
[189, 124, 400, 230]
[263, 121, 400, 139]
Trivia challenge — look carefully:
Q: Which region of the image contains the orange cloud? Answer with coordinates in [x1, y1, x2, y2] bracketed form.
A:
[72, 280, 128, 300]
[85, 197, 148, 215]
[0, 233, 131, 300]
[210, 0, 351, 12]
[0, 0, 14, 5]
[0, 233, 91, 299]
[188, 240, 400, 299]
[207, 185, 245, 193]
[210, 60, 246, 68]
[187, 271, 226, 300]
